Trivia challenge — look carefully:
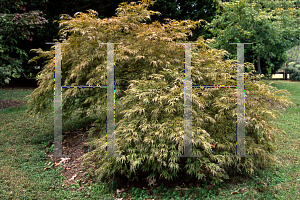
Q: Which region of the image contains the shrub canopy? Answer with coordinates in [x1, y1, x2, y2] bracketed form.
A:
[25, 0, 296, 185]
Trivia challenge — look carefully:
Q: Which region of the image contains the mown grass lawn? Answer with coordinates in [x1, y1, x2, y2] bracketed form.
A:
[0, 79, 299, 199]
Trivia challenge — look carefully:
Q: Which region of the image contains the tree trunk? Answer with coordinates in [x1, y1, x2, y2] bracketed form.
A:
[284, 69, 287, 80]
[283, 63, 287, 80]
[257, 54, 261, 75]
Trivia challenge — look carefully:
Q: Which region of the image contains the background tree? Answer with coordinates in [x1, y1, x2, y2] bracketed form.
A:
[204, 0, 300, 78]
[24, 0, 295, 186]
[0, 0, 142, 85]
[282, 45, 300, 81]
[24, 0, 222, 90]
[147, 0, 221, 41]
[0, 0, 48, 85]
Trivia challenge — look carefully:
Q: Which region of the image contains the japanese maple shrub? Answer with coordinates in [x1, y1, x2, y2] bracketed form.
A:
[24, 0, 295, 186]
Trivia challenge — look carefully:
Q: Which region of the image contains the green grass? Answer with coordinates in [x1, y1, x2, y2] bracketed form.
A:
[0, 79, 299, 199]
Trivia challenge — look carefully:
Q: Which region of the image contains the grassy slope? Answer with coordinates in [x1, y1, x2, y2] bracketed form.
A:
[0, 80, 299, 199]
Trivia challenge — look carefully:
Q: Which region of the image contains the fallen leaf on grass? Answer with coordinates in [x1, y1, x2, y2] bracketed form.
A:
[175, 187, 189, 190]
[69, 174, 77, 181]
[54, 157, 70, 166]
[117, 188, 125, 195]
[54, 162, 61, 166]
[239, 188, 248, 194]
[231, 188, 248, 194]
[257, 182, 267, 186]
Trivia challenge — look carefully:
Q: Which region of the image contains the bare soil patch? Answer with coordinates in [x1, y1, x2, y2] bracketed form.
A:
[0, 99, 27, 109]
[46, 128, 93, 190]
